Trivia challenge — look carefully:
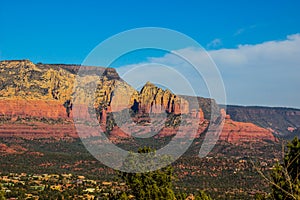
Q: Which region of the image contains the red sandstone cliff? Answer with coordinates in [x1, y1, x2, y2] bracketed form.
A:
[218, 110, 277, 143]
[0, 60, 278, 144]
[0, 99, 68, 119]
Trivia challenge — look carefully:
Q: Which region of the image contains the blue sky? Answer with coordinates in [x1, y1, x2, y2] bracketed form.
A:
[1, 0, 300, 108]
[1, 0, 299, 63]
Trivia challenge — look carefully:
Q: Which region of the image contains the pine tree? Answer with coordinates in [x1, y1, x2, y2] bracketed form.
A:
[117, 147, 211, 200]
[118, 147, 175, 199]
[271, 137, 300, 200]
[0, 190, 5, 200]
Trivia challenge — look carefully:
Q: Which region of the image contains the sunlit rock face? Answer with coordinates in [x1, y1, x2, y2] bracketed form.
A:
[0, 60, 277, 144]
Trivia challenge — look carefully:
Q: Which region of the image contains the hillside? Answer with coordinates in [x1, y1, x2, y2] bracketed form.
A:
[225, 105, 300, 139]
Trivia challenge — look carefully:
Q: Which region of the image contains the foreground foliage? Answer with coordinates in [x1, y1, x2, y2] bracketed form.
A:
[111, 147, 212, 200]
[256, 137, 300, 200]
[271, 137, 300, 200]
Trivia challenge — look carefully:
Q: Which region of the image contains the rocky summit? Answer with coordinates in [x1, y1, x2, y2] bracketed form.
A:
[0, 60, 277, 144]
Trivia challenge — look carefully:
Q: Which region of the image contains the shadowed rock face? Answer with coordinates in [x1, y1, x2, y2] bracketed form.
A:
[102, 68, 120, 80]
[0, 60, 277, 144]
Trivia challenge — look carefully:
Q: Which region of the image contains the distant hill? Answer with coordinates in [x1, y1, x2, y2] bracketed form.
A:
[224, 105, 300, 139]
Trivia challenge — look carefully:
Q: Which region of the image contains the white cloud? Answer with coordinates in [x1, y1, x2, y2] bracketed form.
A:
[117, 34, 300, 108]
[209, 34, 300, 107]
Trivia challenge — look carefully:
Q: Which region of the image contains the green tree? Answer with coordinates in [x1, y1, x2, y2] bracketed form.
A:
[175, 191, 212, 200]
[195, 191, 213, 200]
[117, 147, 211, 200]
[110, 191, 130, 200]
[0, 188, 5, 200]
[270, 137, 300, 200]
[118, 147, 175, 200]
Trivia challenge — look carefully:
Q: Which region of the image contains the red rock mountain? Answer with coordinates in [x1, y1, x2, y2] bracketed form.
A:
[0, 60, 276, 144]
[219, 112, 277, 143]
[225, 105, 300, 139]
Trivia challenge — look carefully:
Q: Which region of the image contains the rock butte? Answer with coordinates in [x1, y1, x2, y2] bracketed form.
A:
[0, 60, 276, 145]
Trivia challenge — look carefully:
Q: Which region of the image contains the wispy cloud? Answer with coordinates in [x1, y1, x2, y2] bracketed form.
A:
[234, 25, 257, 36]
[117, 34, 300, 108]
[234, 28, 245, 36]
[207, 38, 222, 49]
